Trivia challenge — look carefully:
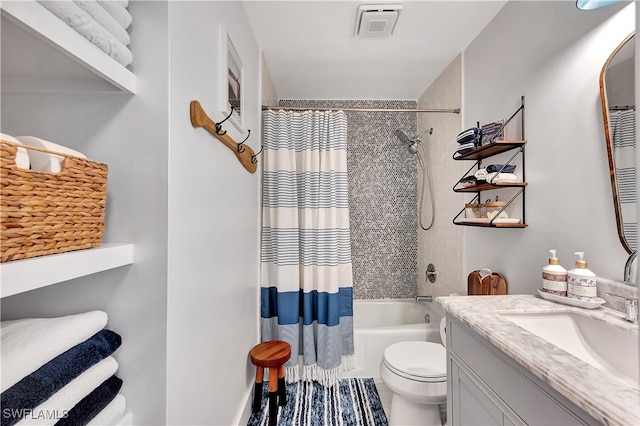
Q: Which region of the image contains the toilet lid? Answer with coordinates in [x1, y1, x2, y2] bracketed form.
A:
[382, 341, 446, 382]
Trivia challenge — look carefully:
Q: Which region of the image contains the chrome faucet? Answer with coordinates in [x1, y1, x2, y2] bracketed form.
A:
[415, 295, 433, 303]
[624, 251, 638, 283]
[606, 293, 638, 324]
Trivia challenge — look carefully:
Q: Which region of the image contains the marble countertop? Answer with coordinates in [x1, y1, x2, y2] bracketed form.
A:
[436, 294, 639, 426]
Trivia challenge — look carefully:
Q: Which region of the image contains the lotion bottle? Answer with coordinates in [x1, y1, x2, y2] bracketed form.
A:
[542, 249, 567, 296]
[567, 252, 597, 302]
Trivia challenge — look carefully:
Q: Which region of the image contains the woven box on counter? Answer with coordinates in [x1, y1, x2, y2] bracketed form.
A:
[0, 141, 108, 262]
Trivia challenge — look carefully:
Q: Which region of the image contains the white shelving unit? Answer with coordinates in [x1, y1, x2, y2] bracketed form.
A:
[0, 1, 137, 299]
[0, 244, 134, 298]
[1, 0, 141, 422]
[0, 0, 136, 94]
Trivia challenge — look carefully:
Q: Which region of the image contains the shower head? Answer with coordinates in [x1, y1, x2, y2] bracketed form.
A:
[394, 129, 412, 146]
[394, 129, 418, 154]
[394, 128, 432, 154]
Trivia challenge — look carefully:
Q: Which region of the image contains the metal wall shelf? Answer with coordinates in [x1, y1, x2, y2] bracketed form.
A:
[453, 96, 527, 228]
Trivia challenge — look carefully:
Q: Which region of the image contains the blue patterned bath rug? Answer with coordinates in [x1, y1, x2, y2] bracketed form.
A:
[247, 377, 388, 426]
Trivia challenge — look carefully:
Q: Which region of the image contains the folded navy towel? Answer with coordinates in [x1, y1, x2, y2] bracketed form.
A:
[486, 164, 516, 173]
[55, 375, 123, 426]
[456, 142, 476, 151]
[456, 127, 481, 144]
[454, 142, 477, 157]
[0, 330, 121, 426]
[458, 176, 478, 187]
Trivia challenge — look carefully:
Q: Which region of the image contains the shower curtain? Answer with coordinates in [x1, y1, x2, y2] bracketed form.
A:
[612, 109, 637, 249]
[260, 109, 354, 387]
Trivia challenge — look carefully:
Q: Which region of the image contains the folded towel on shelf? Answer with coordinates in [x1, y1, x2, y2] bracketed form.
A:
[15, 136, 86, 173]
[486, 164, 516, 174]
[96, 0, 132, 29]
[457, 175, 477, 187]
[454, 141, 476, 157]
[73, 0, 130, 46]
[1, 311, 108, 392]
[474, 168, 488, 181]
[1, 330, 122, 425]
[486, 172, 518, 183]
[87, 394, 126, 426]
[37, 1, 133, 66]
[16, 357, 118, 426]
[0, 133, 30, 170]
[56, 376, 123, 426]
[455, 127, 481, 144]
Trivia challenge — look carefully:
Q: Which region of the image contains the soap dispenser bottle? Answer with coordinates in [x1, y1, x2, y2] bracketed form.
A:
[567, 252, 597, 302]
[542, 249, 567, 296]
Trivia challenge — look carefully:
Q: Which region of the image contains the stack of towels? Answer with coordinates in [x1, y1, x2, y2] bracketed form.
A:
[1, 311, 125, 426]
[457, 164, 518, 188]
[454, 127, 481, 157]
[37, 0, 133, 67]
[1, 133, 87, 173]
[476, 164, 518, 184]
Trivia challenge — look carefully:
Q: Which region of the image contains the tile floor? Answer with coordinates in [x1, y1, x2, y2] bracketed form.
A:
[374, 380, 447, 425]
[374, 379, 393, 418]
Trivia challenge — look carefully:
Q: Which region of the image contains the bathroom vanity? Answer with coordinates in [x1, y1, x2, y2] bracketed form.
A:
[437, 295, 639, 426]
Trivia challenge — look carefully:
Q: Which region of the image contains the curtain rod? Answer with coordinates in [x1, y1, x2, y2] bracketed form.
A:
[262, 106, 460, 114]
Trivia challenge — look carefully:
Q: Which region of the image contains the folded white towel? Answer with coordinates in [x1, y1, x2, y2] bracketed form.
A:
[88, 394, 126, 426]
[38, 1, 133, 66]
[1, 133, 30, 170]
[1, 310, 108, 392]
[17, 357, 118, 426]
[16, 136, 87, 173]
[97, 0, 132, 30]
[474, 168, 487, 180]
[486, 172, 518, 183]
[73, 0, 130, 46]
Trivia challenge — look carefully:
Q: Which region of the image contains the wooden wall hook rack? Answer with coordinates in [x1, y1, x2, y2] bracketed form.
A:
[190, 100, 257, 173]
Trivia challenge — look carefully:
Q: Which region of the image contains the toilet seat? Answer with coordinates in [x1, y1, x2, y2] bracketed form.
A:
[382, 341, 446, 383]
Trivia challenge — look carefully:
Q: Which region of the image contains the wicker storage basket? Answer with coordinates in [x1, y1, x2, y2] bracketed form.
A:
[0, 140, 108, 262]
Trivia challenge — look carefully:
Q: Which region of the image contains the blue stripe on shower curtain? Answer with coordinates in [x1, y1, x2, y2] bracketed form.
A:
[260, 287, 353, 325]
[261, 109, 354, 387]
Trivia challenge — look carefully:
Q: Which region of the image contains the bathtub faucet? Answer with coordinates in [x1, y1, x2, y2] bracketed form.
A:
[415, 295, 433, 303]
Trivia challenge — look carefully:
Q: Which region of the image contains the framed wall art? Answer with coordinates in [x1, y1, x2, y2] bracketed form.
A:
[219, 26, 244, 131]
[480, 119, 507, 146]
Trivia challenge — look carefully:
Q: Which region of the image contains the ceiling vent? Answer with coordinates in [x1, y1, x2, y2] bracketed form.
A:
[354, 4, 403, 38]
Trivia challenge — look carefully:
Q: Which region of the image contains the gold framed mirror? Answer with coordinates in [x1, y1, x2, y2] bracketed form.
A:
[599, 31, 636, 254]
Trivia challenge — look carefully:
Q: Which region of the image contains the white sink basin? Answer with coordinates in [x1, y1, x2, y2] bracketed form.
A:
[499, 311, 639, 388]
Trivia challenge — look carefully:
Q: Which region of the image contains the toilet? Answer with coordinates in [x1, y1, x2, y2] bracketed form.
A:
[380, 317, 447, 426]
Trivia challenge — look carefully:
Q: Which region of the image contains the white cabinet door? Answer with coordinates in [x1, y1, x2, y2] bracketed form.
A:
[451, 360, 503, 426]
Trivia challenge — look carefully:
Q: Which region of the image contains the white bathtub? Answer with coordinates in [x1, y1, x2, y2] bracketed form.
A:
[344, 299, 443, 379]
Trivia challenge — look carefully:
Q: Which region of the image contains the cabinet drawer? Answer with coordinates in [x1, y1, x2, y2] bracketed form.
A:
[449, 318, 595, 425]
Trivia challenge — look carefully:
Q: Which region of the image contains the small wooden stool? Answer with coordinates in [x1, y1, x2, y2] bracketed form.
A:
[250, 340, 291, 426]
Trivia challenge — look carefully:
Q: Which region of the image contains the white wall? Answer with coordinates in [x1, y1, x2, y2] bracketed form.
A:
[417, 55, 465, 297]
[167, 2, 261, 424]
[262, 55, 279, 107]
[462, 1, 636, 293]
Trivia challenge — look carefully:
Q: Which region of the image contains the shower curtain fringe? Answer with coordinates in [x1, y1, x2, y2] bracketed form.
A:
[285, 355, 356, 387]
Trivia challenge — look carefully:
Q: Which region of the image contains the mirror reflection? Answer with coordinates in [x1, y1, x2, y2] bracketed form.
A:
[600, 32, 636, 254]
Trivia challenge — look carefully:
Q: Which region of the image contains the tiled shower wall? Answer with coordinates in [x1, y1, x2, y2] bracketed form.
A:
[279, 100, 419, 299]
[416, 54, 465, 298]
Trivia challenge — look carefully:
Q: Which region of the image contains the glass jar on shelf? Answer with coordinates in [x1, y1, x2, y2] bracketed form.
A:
[485, 198, 508, 220]
[465, 203, 484, 219]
